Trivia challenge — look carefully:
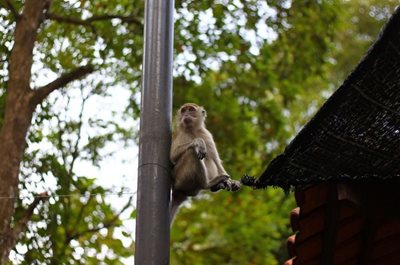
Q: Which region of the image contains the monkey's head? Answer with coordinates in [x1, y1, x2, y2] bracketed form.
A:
[177, 103, 206, 130]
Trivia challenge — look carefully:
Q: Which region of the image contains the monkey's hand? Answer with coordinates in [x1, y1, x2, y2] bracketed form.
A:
[192, 138, 207, 160]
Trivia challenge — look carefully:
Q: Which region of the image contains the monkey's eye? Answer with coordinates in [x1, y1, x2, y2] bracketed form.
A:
[180, 106, 197, 113]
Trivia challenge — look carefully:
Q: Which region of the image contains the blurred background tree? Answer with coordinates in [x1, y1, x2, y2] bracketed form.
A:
[170, 1, 398, 264]
[0, 0, 397, 264]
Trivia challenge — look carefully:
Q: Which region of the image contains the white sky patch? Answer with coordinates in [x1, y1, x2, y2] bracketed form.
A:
[18, 61, 138, 264]
[173, 2, 279, 83]
[198, 9, 216, 32]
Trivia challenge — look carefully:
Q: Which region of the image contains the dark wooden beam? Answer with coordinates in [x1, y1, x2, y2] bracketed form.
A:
[358, 218, 378, 265]
[320, 184, 340, 265]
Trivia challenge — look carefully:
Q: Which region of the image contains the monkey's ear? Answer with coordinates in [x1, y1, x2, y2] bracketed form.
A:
[201, 108, 207, 117]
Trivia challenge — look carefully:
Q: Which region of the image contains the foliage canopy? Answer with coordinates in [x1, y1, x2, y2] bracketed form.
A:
[0, 0, 397, 264]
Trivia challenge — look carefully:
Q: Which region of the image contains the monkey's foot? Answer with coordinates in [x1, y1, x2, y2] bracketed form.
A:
[229, 179, 241, 192]
[210, 176, 241, 192]
[209, 175, 230, 192]
[210, 182, 227, 192]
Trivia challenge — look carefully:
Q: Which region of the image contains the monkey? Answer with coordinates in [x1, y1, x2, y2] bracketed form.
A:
[169, 103, 241, 225]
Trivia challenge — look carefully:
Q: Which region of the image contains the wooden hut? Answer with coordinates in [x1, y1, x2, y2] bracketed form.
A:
[242, 7, 400, 265]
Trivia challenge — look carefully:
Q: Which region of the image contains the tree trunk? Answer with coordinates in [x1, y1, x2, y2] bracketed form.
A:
[0, 0, 50, 263]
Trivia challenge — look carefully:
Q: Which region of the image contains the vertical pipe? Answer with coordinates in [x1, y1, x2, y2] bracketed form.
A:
[135, 0, 174, 264]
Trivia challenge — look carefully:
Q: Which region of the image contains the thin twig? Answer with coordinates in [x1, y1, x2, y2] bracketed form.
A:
[46, 12, 141, 26]
[68, 88, 90, 176]
[73, 195, 94, 230]
[70, 196, 134, 239]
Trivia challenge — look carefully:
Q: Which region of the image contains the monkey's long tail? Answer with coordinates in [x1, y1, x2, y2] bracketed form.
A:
[169, 191, 187, 227]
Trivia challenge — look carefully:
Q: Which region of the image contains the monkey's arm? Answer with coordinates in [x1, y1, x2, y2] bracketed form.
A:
[201, 130, 227, 176]
[205, 136, 241, 192]
[215, 157, 228, 175]
[170, 141, 192, 163]
[207, 143, 228, 176]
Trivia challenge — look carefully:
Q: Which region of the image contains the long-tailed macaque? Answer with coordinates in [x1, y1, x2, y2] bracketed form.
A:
[169, 103, 241, 224]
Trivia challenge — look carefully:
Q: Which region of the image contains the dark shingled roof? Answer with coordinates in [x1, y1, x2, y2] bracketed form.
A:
[242, 7, 400, 191]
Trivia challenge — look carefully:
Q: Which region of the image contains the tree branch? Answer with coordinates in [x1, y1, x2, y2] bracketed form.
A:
[46, 12, 142, 26]
[10, 193, 49, 246]
[4, 0, 20, 20]
[31, 65, 95, 105]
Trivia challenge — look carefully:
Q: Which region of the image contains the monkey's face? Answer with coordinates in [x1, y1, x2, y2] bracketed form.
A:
[178, 104, 205, 129]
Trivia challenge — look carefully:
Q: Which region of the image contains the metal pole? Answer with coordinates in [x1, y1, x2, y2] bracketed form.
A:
[135, 0, 174, 264]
